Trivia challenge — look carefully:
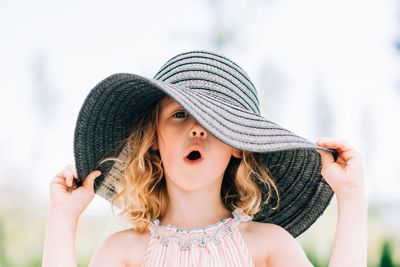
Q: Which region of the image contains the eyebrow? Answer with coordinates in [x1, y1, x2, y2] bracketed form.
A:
[161, 100, 184, 116]
[165, 101, 182, 109]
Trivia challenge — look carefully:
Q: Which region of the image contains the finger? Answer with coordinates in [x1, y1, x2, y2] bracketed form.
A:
[317, 138, 350, 153]
[51, 176, 66, 190]
[66, 166, 78, 187]
[53, 169, 68, 184]
[66, 164, 78, 178]
[316, 149, 335, 166]
[82, 170, 102, 192]
[317, 138, 359, 162]
[317, 138, 353, 151]
[62, 168, 74, 187]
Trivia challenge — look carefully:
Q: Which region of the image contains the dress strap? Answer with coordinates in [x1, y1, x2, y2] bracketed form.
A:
[232, 208, 253, 223]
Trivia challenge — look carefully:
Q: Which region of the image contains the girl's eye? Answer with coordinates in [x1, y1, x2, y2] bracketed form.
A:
[173, 110, 189, 119]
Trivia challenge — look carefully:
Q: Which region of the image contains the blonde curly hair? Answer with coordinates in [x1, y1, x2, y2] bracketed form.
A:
[98, 96, 280, 232]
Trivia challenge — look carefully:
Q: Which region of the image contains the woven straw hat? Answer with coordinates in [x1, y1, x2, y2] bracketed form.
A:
[73, 50, 338, 237]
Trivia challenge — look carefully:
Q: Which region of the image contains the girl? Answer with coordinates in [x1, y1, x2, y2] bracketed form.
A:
[42, 51, 367, 266]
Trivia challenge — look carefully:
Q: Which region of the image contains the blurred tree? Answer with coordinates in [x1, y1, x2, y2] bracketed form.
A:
[0, 218, 7, 267]
[205, 0, 275, 50]
[394, 1, 400, 53]
[305, 248, 325, 267]
[26, 51, 61, 189]
[207, 0, 240, 50]
[394, 1, 400, 93]
[360, 104, 377, 194]
[379, 240, 397, 267]
[26, 257, 41, 267]
[30, 51, 59, 127]
[256, 63, 289, 121]
[311, 75, 334, 140]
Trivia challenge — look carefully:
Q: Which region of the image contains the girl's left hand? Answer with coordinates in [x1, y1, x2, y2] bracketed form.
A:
[315, 137, 366, 199]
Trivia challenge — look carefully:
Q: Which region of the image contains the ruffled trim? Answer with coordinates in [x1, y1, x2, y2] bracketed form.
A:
[147, 208, 253, 250]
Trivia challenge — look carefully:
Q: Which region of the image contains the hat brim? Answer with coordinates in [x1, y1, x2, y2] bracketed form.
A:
[74, 73, 337, 237]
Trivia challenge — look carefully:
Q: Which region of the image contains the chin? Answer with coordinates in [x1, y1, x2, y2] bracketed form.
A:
[169, 177, 218, 193]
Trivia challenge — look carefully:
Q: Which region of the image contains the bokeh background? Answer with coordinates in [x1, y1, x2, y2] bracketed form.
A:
[1, 0, 400, 266]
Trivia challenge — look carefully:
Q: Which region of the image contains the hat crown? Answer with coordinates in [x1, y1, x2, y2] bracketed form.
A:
[153, 51, 260, 115]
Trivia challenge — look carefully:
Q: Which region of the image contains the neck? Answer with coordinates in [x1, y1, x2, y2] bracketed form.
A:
[159, 182, 232, 229]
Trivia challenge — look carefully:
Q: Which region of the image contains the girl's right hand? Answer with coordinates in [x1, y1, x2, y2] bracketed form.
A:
[48, 164, 102, 219]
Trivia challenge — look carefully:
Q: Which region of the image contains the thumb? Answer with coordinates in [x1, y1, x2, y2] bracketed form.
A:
[82, 170, 102, 192]
[316, 148, 335, 174]
[317, 149, 333, 163]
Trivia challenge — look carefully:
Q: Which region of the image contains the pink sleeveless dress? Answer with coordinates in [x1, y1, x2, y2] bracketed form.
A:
[142, 208, 255, 266]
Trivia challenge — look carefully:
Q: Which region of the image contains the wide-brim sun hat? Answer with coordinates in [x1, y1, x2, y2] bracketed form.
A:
[73, 50, 338, 238]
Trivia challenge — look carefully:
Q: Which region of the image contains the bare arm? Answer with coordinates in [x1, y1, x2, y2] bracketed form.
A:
[266, 194, 367, 267]
[42, 165, 101, 267]
[88, 231, 138, 267]
[328, 193, 368, 267]
[316, 138, 367, 267]
[42, 210, 79, 267]
[266, 224, 314, 267]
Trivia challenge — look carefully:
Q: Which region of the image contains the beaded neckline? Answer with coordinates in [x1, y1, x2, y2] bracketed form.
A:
[149, 208, 252, 234]
[147, 208, 252, 250]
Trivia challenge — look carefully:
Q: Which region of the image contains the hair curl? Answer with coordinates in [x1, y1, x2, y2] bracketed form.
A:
[99, 96, 280, 232]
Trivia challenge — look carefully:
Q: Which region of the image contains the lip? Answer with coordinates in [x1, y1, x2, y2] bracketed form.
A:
[183, 145, 205, 165]
[183, 156, 204, 165]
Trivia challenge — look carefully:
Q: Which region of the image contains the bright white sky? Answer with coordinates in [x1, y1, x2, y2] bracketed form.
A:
[1, 0, 399, 215]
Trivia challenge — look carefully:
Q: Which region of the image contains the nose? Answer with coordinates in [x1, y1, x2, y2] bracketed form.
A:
[189, 123, 208, 139]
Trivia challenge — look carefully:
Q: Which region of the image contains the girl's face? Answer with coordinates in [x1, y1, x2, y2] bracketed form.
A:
[152, 96, 242, 192]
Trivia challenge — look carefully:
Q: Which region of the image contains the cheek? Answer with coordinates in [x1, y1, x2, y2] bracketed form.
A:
[157, 135, 181, 165]
[209, 149, 233, 171]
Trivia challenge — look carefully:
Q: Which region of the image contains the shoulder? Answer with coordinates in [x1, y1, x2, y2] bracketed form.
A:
[239, 221, 288, 250]
[239, 221, 313, 267]
[88, 227, 151, 267]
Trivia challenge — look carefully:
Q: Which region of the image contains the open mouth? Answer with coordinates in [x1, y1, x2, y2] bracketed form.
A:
[187, 150, 202, 161]
[183, 145, 205, 165]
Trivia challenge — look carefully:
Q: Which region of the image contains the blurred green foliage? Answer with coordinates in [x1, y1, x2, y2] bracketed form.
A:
[1, 241, 399, 267]
[380, 240, 398, 267]
[0, 206, 399, 267]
